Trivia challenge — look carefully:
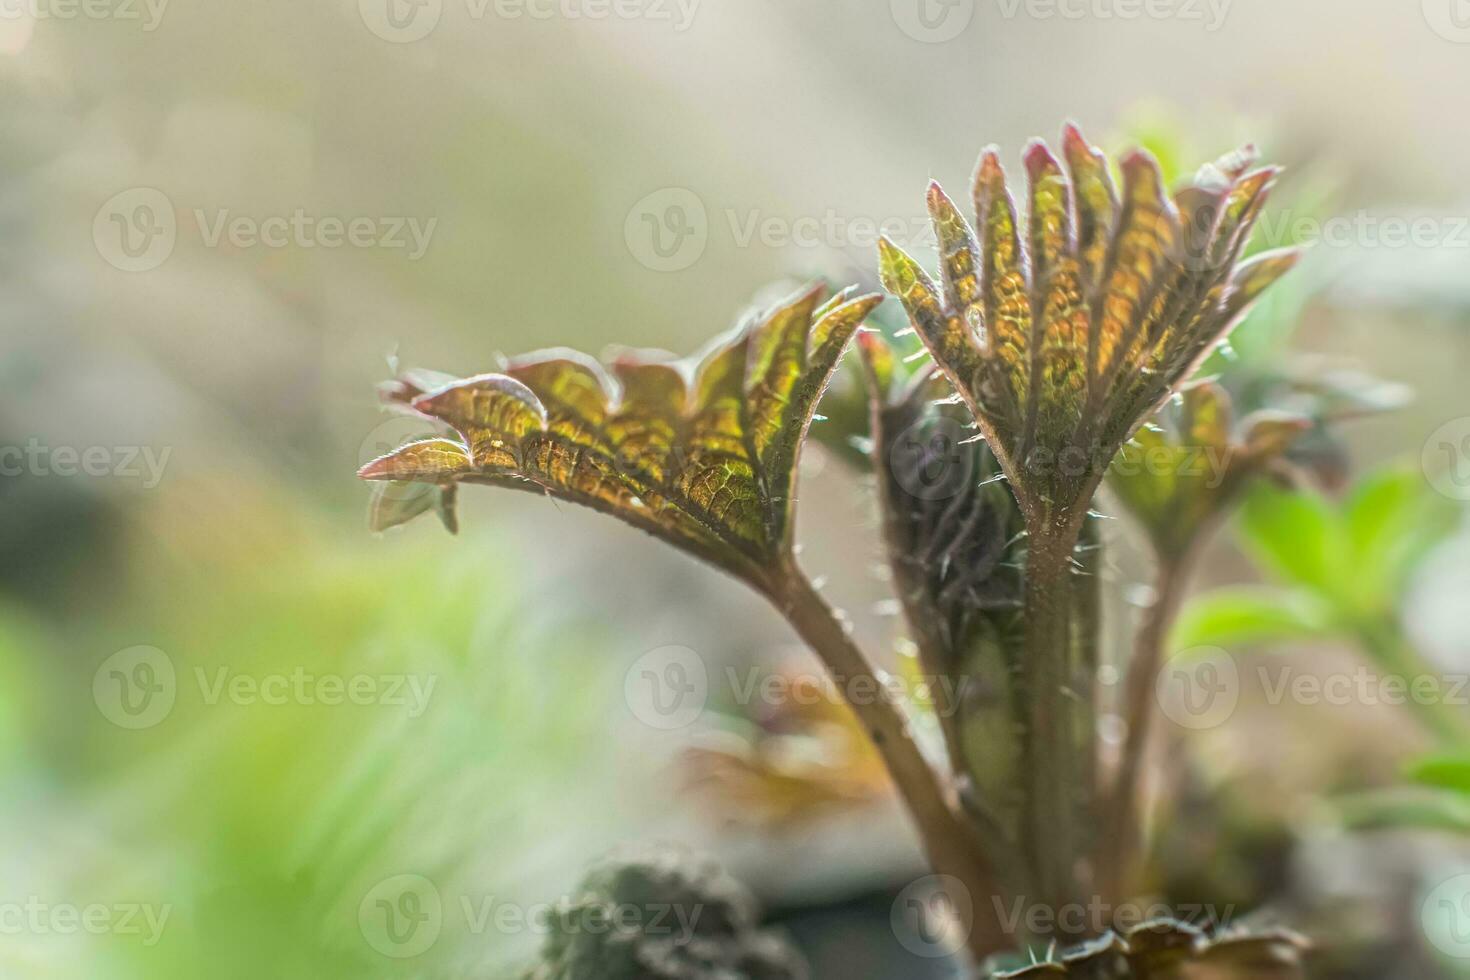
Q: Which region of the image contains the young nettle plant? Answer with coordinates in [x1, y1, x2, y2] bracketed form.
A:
[359, 125, 1307, 975]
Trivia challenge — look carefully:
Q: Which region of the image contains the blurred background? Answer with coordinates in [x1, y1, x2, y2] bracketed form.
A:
[3, 0, 1470, 976]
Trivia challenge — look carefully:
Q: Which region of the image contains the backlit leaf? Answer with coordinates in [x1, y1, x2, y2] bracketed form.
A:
[1408, 754, 1470, 796]
[994, 921, 1308, 979]
[880, 125, 1299, 528]
[359, 285, 882, 587]
[1236, 482, 1345, 596]
[1107, 381, 1312, 559]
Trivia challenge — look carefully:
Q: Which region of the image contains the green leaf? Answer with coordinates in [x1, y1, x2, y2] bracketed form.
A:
[1344, 463, 1460, 600]
[359, 284, 881, 586]
[1107, 381, 1311, 559]
[1346, 466, 1423, 562]
[1236, 481, 1345, 595]
[1408, 754, 1470, 796]
[1170, 587, 1335, 651]
[1338, 788, 1470, 835]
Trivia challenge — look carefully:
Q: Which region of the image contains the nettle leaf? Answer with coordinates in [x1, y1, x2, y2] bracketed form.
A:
[358, 285, 882, 587]
[857, 332, 1029, 855]
[858, 332, 1026, 663]
[1107, 381, 1311, 559]
[1223, 360, 1411, 492]
[995, 921, 1309, 979]
[879, 125, 1299, 527]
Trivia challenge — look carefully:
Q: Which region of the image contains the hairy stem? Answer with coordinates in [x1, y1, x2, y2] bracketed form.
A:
[765, 556, 1009, 965]
[1103, 546, 1193, 902]
[1019, 509, 1093, 934]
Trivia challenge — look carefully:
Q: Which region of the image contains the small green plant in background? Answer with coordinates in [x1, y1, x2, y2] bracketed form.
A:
[1172, 466, 1470, 831]
[360, 124, 1324, 977]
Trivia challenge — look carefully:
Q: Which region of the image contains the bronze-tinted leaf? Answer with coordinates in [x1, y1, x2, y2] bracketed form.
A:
[358, 285, 882, 586]
[992, 922, 1308, 980]
[358, 437, 475, 481]
[1107, 381, 1312, 559]
[879, 127, 1299, 529]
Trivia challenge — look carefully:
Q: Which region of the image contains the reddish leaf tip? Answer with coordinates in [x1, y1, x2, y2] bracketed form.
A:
[1023, 139, 1062, 179]
[356, 458, 390, 480]
[856, 329, 888, 355]
[925, 179, 960, 214]
[1119, 147, 1161, 173]
[976, 146, 1004, 182]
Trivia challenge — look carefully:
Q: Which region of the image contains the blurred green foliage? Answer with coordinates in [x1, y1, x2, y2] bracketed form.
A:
[0, 509, 625, 979]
